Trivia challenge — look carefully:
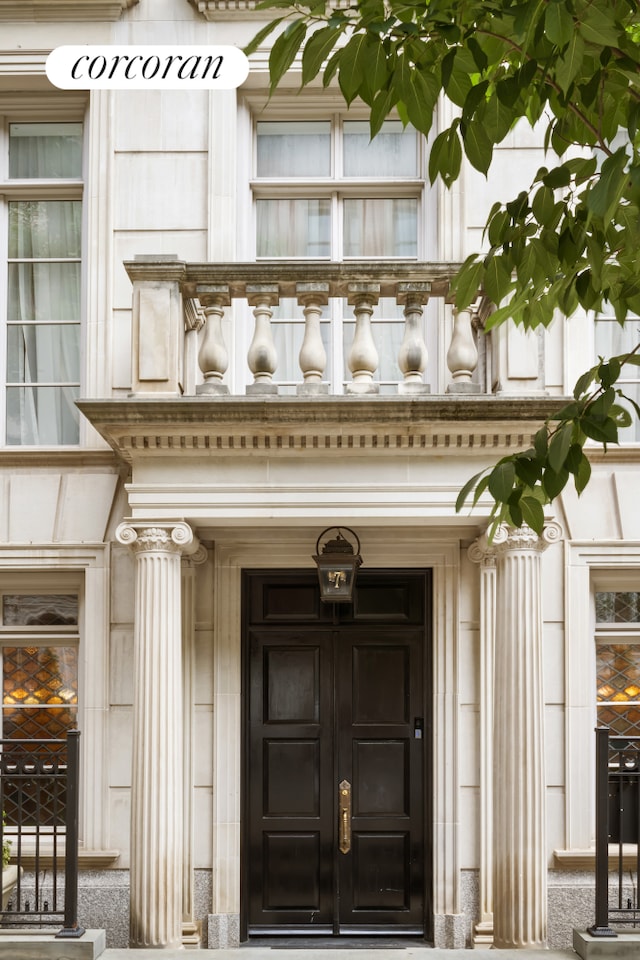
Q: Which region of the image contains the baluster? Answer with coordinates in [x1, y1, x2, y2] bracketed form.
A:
[297, 282, 329, 396]
[397, 282, 431, 394]
[447, 305, 481, 394]
[246, 283, 279, 395]
[346, 283, 380, 395]
[196, 288, 230, 395]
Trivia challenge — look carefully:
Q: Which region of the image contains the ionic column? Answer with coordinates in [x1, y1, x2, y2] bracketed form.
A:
[115, 520, 199, 949]
[346, 282, 380, 394]
[467, 537, 497, 947]
[181, 545, 209, 947]
[492, 520, 562, 949]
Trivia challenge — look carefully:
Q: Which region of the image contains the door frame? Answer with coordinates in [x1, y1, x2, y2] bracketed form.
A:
[240, 567, 433, 942]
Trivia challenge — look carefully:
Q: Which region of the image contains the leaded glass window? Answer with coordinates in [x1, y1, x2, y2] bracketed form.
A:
[596, 590, 640, 735]
[1, 593, 79, 742]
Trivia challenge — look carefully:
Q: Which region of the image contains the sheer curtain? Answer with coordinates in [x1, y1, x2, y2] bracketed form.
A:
[7, 200, 81, 444]
[256, 199, 331, 258]
[343, 198, 417, 257]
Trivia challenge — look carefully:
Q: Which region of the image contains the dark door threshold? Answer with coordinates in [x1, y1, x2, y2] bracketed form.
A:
[243, 937, 430, 949]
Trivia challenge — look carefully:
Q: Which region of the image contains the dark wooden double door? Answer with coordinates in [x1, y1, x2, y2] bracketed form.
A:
[243, 570, 431, 938]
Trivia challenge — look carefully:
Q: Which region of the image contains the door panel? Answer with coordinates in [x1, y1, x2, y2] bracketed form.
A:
[244, 572, 430, 937]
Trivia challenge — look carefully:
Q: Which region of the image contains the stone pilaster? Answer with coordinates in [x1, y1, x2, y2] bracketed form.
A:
[491, 520, 562, 949]
[467, 537, 497, 947]
[115, 520, 199, 948]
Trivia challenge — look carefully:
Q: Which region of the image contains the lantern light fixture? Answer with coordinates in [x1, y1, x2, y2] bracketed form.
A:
[313, 527, 362, 603]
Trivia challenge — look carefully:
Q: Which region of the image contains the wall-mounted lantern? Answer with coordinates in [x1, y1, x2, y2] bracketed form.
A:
[313, 527, 362, 603]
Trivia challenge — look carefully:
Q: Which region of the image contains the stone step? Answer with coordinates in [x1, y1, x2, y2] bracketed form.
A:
[0, 929, 105, 960]
[574, 928, 640, 958]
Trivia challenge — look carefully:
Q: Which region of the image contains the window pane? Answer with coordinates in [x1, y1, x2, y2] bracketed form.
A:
[9, 123, 83, 179]
[8, 263, 81, 323]
[7, 325, 80, 384]
[257, 121, 331, 177]
[256, 199, 331, 257]
[2, 595, 78, 626]
[596, 592, 640, 623]
[597, 643, 640, 734]
[2, 646, 78, 739]
[343, 120, 418, 177]
[9, 201, 82, 259]
[6, 386, 80, 445]
[343, 198, 417, 257]
[595, 316, 639, 376]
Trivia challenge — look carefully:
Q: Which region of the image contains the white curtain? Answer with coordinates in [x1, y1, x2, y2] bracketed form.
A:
[7, 200, 81, 445]
[343, 198, 417, 257]
[256, 199, 331, 258]
[9, 122, 82, 180]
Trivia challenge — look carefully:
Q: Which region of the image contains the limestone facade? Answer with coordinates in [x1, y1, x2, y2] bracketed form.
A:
[0, 0, 638, 951]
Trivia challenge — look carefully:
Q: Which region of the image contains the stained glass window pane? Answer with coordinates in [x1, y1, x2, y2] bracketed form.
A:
[2, 595, 78, 626]
[2, 646, 78, 740]
[595, 592, 640, 623]
[597, 643, 640, 735]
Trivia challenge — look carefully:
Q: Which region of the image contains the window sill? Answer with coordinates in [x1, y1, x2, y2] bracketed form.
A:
[554, 847, 639, 869]
[0, 0, 138, 19]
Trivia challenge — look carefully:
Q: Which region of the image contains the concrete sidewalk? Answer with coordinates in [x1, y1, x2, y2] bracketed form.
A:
[101, 949, 577, 959]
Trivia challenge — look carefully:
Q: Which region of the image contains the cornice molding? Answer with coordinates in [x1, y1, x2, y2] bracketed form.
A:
[0, 0, 139, 20]
[188, 0, 349, 20]
[77, 396, 567, 465]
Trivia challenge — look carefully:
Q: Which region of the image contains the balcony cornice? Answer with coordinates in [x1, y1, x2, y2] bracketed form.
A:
[77, 395, 567, 465]
[123, 258, 463, 301]
[0, 0, 139, 19]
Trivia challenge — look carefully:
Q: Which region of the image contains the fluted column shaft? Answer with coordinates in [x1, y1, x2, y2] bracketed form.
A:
[116, 521, 197, 949]
[492, 522, 561, 949]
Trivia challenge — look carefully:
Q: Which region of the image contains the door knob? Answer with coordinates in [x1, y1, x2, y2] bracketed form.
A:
[339, 779, 351, 854]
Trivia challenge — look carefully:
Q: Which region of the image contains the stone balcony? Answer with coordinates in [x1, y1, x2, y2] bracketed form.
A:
[122, 255, 494, 400]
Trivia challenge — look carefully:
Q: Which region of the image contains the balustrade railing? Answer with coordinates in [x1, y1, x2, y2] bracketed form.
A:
[124, 258, 492, 398]
[0, 731, 84, 938]
[590, 727, 640, 937]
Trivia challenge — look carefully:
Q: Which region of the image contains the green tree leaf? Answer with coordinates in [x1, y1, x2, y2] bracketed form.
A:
[488, 460, 516, 503]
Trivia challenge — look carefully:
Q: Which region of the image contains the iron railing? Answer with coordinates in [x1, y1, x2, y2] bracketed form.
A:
[590, 727, 640, 937]
[0, 730, 84, 938]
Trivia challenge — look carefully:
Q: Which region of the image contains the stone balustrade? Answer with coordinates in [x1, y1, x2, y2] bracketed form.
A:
[124, 256, 491, 398]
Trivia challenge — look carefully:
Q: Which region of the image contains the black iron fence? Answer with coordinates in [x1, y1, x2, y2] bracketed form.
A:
[0, 730, 84, 938]
[590, 727, 640, 937]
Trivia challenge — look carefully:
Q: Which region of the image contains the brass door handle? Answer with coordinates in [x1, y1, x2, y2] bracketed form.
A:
[339, 779, 351, 854]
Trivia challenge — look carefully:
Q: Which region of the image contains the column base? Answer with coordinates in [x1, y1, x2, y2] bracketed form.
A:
[472, 920, 494, 948]
[182, 919, 202, 948]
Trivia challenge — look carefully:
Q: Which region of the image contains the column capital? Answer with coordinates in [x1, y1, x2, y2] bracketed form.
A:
[116, 520, 199, 556]
[467, 537, 497, 567]
[492, 519, 563, 554]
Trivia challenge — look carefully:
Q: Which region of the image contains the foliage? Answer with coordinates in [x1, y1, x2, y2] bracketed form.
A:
[245, 0, 640, 530]
[456, 346, 640, 535]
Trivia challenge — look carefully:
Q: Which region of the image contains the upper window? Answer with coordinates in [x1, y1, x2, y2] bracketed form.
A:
[2, 121, 83, 445]
[253, 119, 422, 260]
[594, 312, 640, 443]
[596, 590, 640, 735]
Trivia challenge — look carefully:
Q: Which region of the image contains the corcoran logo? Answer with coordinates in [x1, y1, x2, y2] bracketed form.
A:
[46, 45, 250, 89]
